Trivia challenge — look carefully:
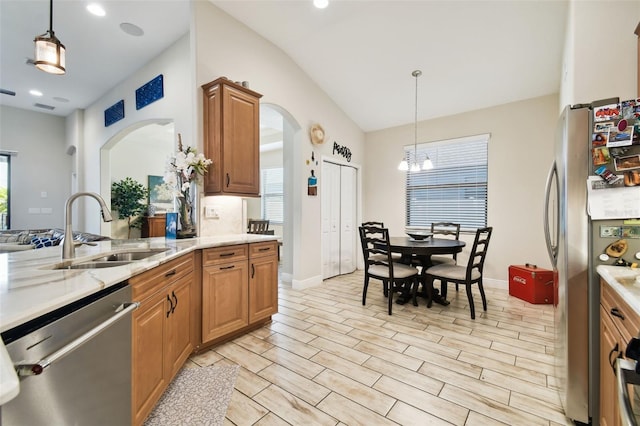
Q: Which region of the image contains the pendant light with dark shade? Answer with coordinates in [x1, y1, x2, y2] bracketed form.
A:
[34, 0, 66, 75]
[398, 70, 433, 172]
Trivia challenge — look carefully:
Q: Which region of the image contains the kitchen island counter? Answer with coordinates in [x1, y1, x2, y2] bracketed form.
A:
[0, 234, 278, 333]
[0, 234, 277, 406]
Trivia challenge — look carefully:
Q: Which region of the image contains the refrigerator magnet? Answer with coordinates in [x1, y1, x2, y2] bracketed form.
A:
[593, 103, 621, 122]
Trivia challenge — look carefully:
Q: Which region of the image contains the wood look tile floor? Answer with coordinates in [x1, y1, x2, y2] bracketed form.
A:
[188, 271, 573, 425]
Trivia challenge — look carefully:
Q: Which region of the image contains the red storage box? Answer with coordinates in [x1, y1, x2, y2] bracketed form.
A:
[508, 264, 554, 304]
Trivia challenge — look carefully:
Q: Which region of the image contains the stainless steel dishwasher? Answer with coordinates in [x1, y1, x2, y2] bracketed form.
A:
[0, 282, 137, 426]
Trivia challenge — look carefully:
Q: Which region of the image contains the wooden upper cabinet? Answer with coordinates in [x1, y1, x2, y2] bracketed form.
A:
[202, 77, 262, 196]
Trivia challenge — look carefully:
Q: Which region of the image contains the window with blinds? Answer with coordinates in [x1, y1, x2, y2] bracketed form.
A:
[261, 168, 283, 223]
[405, 134, 488, 231]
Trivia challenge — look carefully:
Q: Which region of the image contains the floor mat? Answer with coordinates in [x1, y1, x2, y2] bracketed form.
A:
[144, 365, 239, 426]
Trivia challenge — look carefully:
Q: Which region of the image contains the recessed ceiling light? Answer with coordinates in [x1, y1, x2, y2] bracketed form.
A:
[120, 22, 144, 37]
[313, 0, 329, 9]
[53, 96, 70, 103]
[29, 90, 43, 97]
[86, 3, 106, 17]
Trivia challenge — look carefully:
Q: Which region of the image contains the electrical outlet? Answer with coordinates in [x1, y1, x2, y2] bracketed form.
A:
[205, 206, 219, 219]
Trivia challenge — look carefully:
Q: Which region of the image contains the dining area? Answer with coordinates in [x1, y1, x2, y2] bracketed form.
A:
[359, 222, 493, 319]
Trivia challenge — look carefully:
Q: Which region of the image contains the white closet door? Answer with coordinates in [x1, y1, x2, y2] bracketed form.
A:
[322, 161, 357, 279]
[322, 162, 340, 279]
[340, 165, 356, 274]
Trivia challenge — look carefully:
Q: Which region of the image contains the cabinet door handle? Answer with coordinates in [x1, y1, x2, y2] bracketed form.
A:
[220, 265, 235, 270]
[611, 308, 625, 320]
[251, 264, 255, 278]
[610, 342, 620, 375]
[165, 269, 176, 278]
[226, 173, 230, 187]
[171, 291, 178, 314]
[166, 294, 173, 318]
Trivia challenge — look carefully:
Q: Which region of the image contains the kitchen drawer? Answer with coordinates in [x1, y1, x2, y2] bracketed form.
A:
[203, 244, 248, 266]
[130, 253, 194, 301]
[601, 280, 640, 344]
[249, 241, 278, 259]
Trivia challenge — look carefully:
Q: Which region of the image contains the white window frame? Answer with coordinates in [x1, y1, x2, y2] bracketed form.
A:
[261, 167, 283, 224]
[404, 134, 489, 232]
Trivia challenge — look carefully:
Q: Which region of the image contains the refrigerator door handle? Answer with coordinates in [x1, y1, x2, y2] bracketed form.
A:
[543, 161, 559, 266]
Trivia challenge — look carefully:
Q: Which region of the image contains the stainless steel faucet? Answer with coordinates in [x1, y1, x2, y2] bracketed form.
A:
[62, 192, 113, 260]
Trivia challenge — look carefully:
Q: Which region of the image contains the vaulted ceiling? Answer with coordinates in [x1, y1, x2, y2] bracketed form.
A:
[0, 0, 568, 132]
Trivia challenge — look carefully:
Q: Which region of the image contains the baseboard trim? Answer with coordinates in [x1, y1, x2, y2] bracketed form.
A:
[292, 274, 323, 290]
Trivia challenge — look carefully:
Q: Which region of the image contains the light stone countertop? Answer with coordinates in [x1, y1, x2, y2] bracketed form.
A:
[597, 265, 640, 315]
[0, 234, 277, 406]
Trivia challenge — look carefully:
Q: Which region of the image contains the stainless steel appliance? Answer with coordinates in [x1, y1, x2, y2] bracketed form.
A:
[0, 283, 136, 426]
[544, 100, 640, 425]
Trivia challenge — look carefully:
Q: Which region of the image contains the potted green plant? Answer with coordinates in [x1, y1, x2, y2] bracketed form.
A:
[111, 177, 148, 239]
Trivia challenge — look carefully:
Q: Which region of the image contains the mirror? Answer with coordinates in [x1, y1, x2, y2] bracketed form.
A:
[100, 120, 174, 238]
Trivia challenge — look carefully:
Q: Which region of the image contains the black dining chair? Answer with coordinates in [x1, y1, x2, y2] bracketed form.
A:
[247, 219, 270, 234]
[421, 227, 493, 319]
[359, 224, 420, 315]
[429, 222, 461, 295]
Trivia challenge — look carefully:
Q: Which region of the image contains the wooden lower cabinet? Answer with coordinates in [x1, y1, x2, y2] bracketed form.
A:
[249, 241, 279, 323]
[600, 304, 623, 426]
[202, 242, 278, 346]
[202, 259, 249, 341]
[132, 253, 195, 426]
[141, 215, 166, 238]
[599, 278, 640, 426]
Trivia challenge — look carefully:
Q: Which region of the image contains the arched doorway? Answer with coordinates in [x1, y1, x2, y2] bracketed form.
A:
[99, 119, 174, 237]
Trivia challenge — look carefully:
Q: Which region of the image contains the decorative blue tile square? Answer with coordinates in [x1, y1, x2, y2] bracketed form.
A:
[104, 100, 125, 127]
[136, 74, 164, 110]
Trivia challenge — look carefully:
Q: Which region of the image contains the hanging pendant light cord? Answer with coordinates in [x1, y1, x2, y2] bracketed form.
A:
[48, 0, 54, 34]
[412, 70, 421, 164]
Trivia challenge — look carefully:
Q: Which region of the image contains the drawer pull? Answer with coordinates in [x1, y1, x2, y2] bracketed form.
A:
[611, 308, 625, 320]
[259, 247, 270, 252]
[610, 342, 620, 375]
[165, 269, 177, 278]
[166, 294, 173, 318]
[220, 265, 235, 270]
[220, 252, 235, 257]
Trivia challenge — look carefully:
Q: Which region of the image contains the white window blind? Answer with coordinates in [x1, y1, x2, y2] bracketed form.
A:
[261, 168, 283, 223]
[405, 134, 488, 231]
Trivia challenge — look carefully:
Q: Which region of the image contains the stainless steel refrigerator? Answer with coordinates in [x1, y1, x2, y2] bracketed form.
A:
[544, 100, 640, 425]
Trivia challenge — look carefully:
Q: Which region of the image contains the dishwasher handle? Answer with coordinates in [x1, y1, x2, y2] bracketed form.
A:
[14, 301, 139, 377]
[616, 358, 640, 426]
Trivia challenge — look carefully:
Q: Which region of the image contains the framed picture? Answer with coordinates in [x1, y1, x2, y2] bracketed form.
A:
[148, 175, 173, 212]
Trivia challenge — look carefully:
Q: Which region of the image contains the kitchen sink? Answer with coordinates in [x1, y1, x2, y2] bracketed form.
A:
[44, 248, 170, 270]
[90, 248, 169, 262]
[59, 261, 135, 270]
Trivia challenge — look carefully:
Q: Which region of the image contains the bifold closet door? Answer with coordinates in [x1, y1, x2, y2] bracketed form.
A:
[321, 161, 356, 279]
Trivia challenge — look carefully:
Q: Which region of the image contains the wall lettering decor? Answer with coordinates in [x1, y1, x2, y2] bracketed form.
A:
[136, 74, 164, 110]
[333, 141, 352, 162]
[104, 100, 124, 127]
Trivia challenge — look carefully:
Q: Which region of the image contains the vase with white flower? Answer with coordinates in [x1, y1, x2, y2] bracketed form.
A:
[163, 134, 213, 238]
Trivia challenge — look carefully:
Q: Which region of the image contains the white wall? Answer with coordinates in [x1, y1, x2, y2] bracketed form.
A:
[193, 2, 365, 286]
[0, 106, 70, 229]
[78, 33, 192, 234]
[364, 94, 560, 282]
[560, 0, 638, 107]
